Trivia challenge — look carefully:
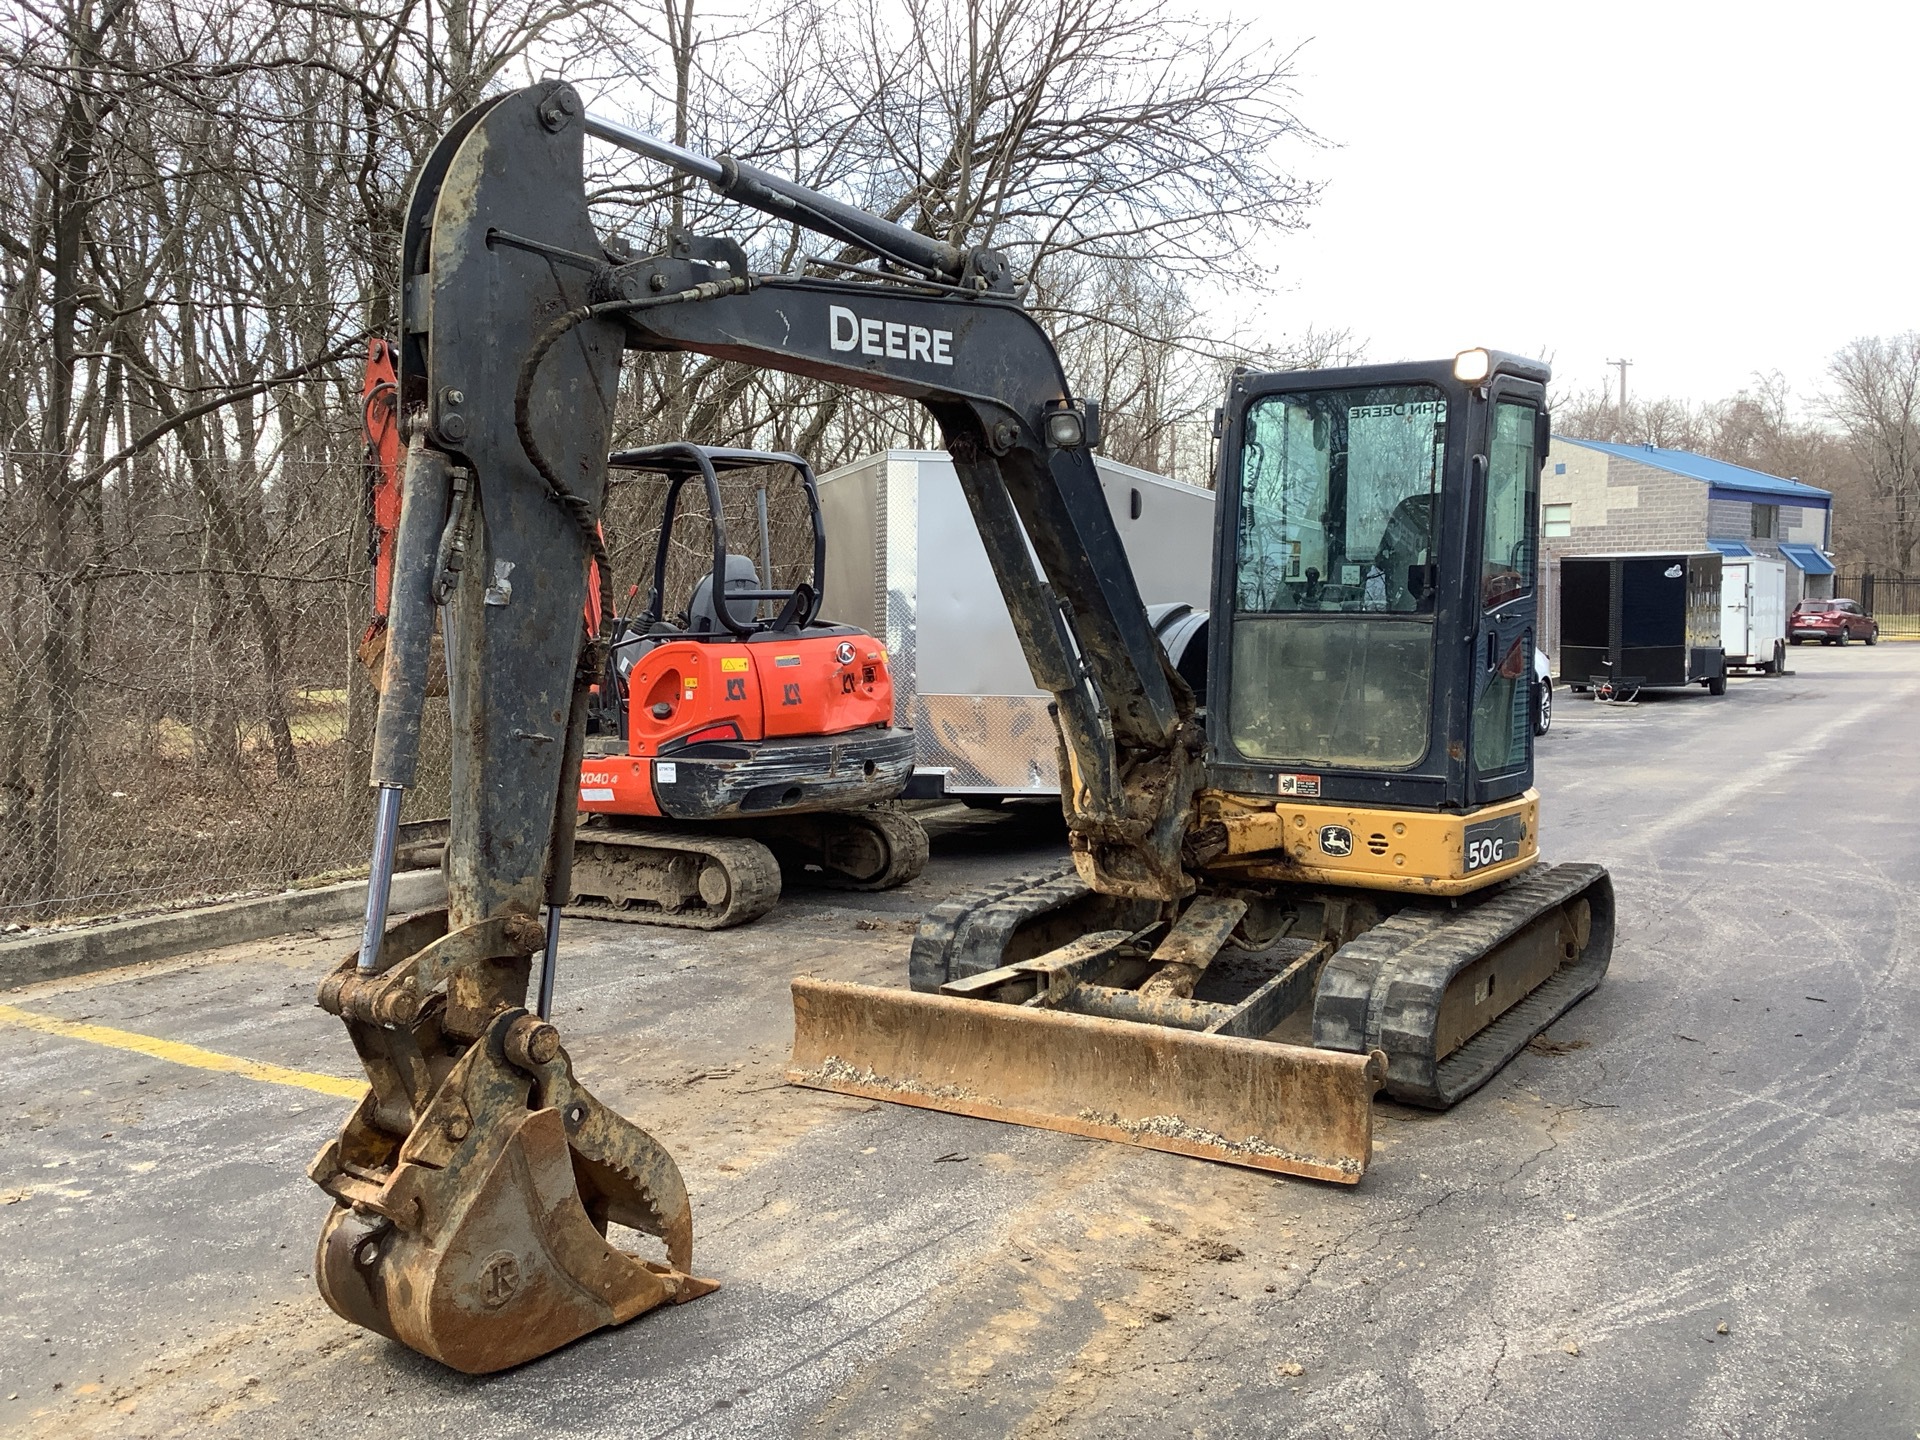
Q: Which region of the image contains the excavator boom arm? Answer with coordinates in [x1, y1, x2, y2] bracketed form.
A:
[612, 273, 1200, 896]
[401, 82, 1203, 899]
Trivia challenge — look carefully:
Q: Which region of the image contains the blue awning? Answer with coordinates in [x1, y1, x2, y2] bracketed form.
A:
[1708, 539, 1753, 558]
[1779, 543, 1835, 575]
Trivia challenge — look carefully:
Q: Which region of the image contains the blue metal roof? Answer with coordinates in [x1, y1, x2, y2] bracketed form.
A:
[1779, 542, 1835, 575]
[1707, 539, 1753, 558]
[1554, 438, 1832, 506]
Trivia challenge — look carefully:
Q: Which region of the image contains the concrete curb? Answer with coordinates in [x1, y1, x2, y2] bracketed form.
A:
[0, 868, 446, 991]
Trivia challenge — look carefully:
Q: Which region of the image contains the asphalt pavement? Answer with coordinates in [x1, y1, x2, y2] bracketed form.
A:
[1, 643, 1915, 1439]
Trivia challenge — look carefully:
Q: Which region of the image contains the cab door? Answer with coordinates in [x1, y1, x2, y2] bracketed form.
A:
[1467, 390, 1544, 807]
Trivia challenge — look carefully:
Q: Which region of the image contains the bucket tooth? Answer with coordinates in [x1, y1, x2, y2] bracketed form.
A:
[788, 976, 1385, 1183]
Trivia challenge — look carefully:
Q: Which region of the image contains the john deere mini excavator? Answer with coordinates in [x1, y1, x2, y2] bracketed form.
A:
[318, 80, 1611, 1371]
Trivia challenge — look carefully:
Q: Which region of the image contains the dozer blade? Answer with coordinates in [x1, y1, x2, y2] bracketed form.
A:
[312, 987, 716, 1374]
[788, 976, 1386, 1183]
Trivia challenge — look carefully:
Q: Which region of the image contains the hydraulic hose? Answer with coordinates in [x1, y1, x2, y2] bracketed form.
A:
[512, 276, 755, 645]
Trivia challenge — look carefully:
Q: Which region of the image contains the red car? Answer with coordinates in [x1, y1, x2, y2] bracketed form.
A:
[1789, 598, 1878, 646]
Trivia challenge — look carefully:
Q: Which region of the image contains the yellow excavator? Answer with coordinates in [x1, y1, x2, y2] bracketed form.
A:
[315, 81, 1611, 1372]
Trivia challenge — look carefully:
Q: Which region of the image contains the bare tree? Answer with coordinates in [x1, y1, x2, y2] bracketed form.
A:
[1827, 334, 1920, 577]
[0, 0, 1332, 922]
[578, 0, 1326, 485]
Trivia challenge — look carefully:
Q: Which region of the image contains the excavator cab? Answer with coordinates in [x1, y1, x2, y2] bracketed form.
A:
[1202, 350, 1556, 892]
[621, 442, 825, 636]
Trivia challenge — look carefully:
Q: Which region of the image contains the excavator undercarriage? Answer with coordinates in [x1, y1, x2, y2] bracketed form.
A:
[565, 808, 928, 929]
[791, 856, 1611, 1180]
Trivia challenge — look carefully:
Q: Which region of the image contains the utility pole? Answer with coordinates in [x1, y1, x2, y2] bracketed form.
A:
[1606, 358, 1633, 431]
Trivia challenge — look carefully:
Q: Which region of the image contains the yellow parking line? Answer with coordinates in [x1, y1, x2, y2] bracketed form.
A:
[0, 1003, 366, 1099]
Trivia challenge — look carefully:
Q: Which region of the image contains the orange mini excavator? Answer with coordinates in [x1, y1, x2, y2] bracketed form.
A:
[567, 443, 926, 928]
[360, 364, 926, 931]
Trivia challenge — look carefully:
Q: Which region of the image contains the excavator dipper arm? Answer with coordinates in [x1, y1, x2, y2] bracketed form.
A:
[313, 85, 715, 1375]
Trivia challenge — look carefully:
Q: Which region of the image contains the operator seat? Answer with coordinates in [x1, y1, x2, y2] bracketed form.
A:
[1374, 493, 1436, 613]
[686, 554, 763, 634]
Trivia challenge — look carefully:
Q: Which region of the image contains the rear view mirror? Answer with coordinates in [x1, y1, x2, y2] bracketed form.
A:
[1535, 409, 1552, 465]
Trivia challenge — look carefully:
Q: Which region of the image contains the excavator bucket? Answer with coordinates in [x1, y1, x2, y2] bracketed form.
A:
[313, 919, 716, 1374]
[788, 976, 1386, 1183]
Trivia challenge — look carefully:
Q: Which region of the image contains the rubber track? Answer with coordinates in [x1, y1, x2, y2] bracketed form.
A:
[907, 863, 1085, 992]
[788, 810, 930, 893]
[567, 831, 782, 931]
[1313, 862, 1615, 1109]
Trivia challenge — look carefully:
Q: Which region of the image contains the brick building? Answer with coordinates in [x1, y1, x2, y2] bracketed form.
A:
[1538, 437, 1834, 657]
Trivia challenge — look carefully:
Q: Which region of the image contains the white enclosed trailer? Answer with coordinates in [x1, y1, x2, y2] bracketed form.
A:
[1720, 555, 1788, 672]
[816, 449, 1215, 798]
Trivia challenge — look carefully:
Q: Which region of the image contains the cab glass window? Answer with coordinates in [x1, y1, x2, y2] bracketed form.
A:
[1482, 402, 1537, 609]
[1235, 386, 1445, 615]
[1472, 649, 1529, 773]
[1228, 385, 1444, 770]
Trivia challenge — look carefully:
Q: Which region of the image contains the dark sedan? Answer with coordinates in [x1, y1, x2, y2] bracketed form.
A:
[1789, 598, 1878, 645]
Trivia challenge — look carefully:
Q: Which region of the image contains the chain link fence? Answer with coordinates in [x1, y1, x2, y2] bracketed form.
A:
[0, 448, 818, 931]
[0, 451, 453, 931]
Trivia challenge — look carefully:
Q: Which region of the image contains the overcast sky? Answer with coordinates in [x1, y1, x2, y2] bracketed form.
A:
[1225, 0, 1920, 408]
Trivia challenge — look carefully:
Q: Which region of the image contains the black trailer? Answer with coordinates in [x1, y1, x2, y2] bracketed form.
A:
[1559, 552, 1726, 700]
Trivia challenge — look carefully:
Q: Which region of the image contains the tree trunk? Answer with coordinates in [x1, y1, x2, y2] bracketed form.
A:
[26, 0, 132, 917]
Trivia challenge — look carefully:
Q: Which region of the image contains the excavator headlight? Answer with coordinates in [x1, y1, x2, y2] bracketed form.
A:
[1453, 348, 1492, 384]
[1045, 409, 1086, 450]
